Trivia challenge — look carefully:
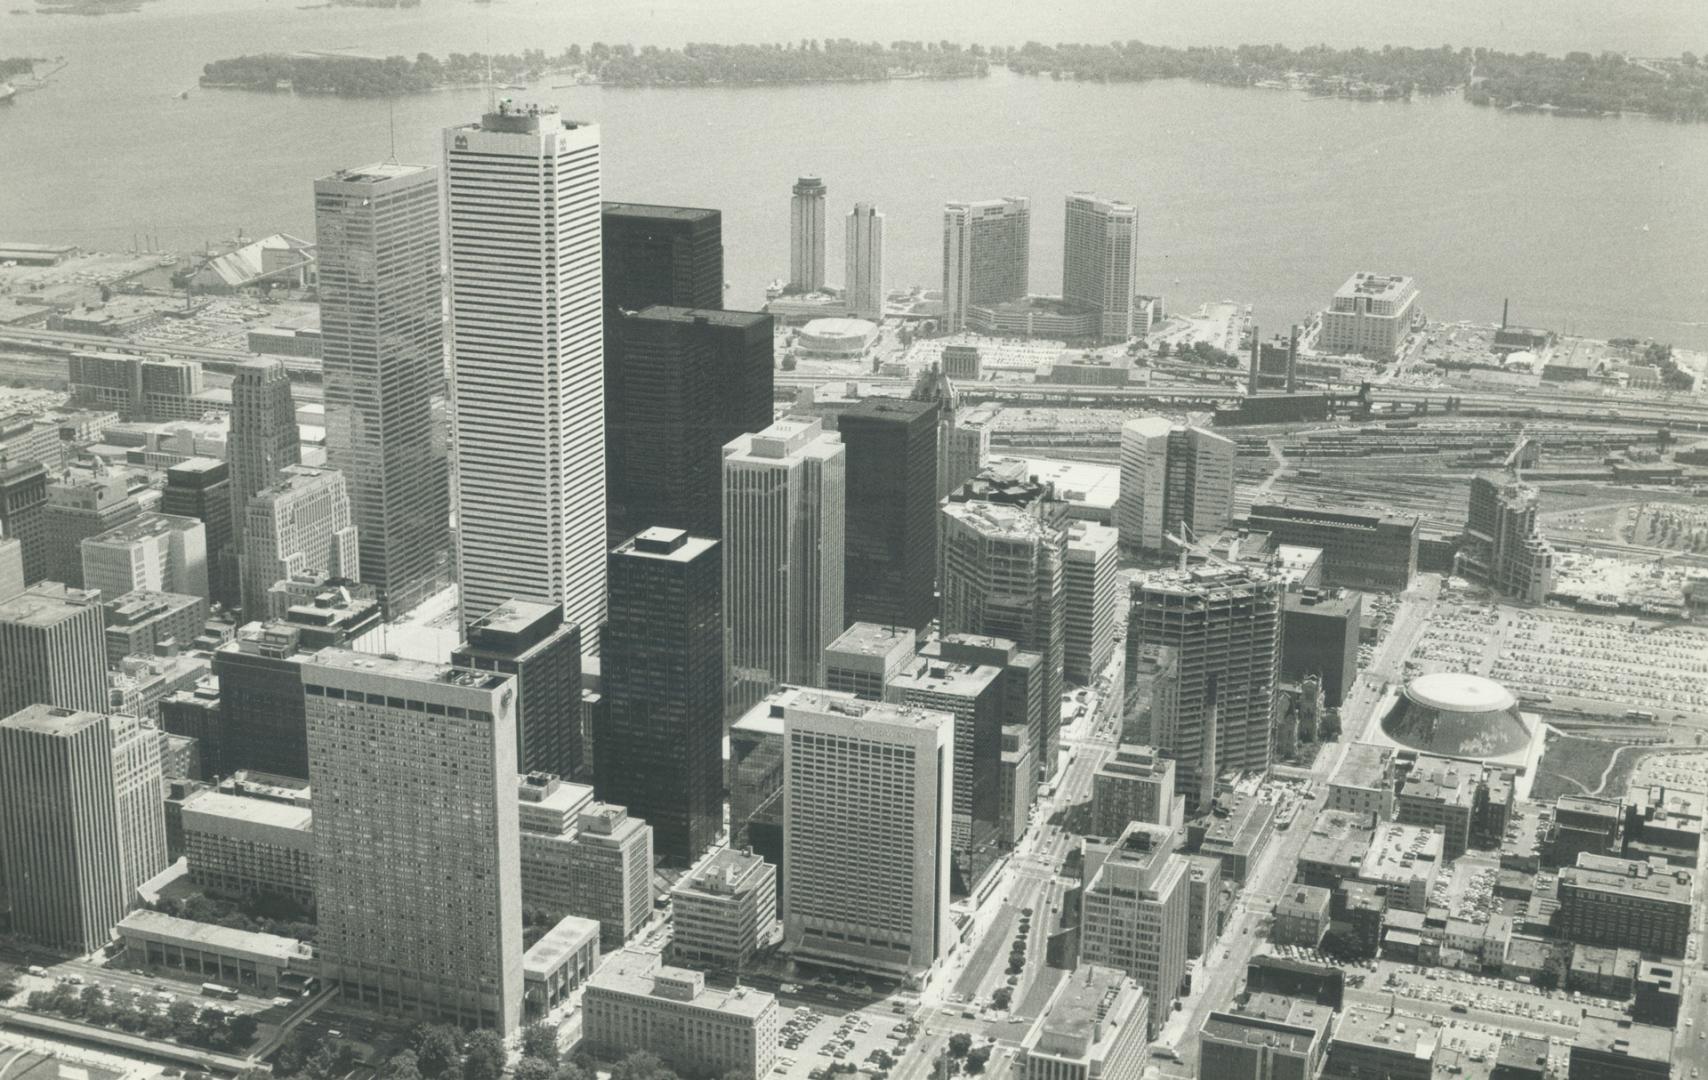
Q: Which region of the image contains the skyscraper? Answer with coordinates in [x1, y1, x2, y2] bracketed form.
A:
[0, 705, 167, 951]
[602, 202, 724, 313]
[722, 418, 846, 720]
[782, 692, 953, 981]
[837, 398, 938, 631]
[82, 512, 208, 601]
[1128, 565, 1283, 807]
[315, 162, 452, 616]
[227, 359, 301, 548]
[1117, 418, 1235, 558]
[1064, 521, 1120, 684]
[942, 197, 1031, 333]
[789, 176, 826, 293]
[845, 202, 885, 322]
[0, 582, 107, 719]
[608, 306, 774, 539]
[43, 474, 138, 588]
[240, 465, 359, 620]
[1458, 476, 1555, 603]
[303, 649, 524, 1031]
[161, 458, 237, 608]
[0, 460, 50, 586]
[1079, 821, 1188, 1037]
[597, 528, 723, 863]
[445, 103, 605, 636]
[453, 600, 584, 780]
[1063, 193, 1139, 342]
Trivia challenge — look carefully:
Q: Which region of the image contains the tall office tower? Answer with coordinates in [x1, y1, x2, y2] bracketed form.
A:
[789, 176, 827, 293]
[608, 307, 774, 539]
[227, 359, 301, 548]
[941, 196, 1031, 333]
[837, 398, 938, 630]
[0, 536, 23, 600]
[1016, 966, 1151, 1080]
[445, 103, 606, 636]
[1064, 521, 1119, 684]
[824, 622, 916, 700]
[1319, 272, 1419, 361]
[1458, 476, 1555, 603]
[939, 495, 1066, 776]
[1079, 821, 1189, 1037]
[82, 513, 209, 601]
[240, 465, 358, 620]
[1117, 418, 1236, 558]
[0, 460, 50, 586]
[598, 528, 724, 863]
[1128, 565, 1283, 807]
[303, 649, 524, 1031]
[782, 693, 953, 981]
[938, 633, 1046, 783]
[1062, 193, 1140, 342]
[454, 600, 584, 779]
[0, 705, 167, 951]
[722, 418, 846, 720]
[845, 202, 885, 322]
[315, 162, 452, 617]
[0, 582, 107, 720]
[602, 202, 724, 313]
[44, 474, 139, 587]
[212, 623, 313, 778]
[162, 458, 237, 608]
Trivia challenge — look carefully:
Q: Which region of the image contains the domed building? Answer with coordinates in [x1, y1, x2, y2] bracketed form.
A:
[1362, 672, 1544, 795]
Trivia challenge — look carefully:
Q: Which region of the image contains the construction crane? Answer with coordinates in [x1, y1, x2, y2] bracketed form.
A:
[1503, 426, 1533, 484]
[1165, 520, 1231, 571]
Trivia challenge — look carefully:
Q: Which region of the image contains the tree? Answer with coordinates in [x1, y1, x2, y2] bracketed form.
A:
[965, 1046, 991, 1075]
[167, 998, 200, 1040]
[514, 1061, 554, 1080]
[612, 1052, 677, 1080]
[228, 1014, 261, 1048]
[303, 1043, 339, 1080]
[382, 1052, 424, 1080]
[520, 1021, 559, 1065]
[413, 1026, 461, 1080]
[991, 987, 1012, 1010]
[947, 1033, 972, 1058]
[463, 1030, 507, 1080]
[553, 1063, 590, 1080]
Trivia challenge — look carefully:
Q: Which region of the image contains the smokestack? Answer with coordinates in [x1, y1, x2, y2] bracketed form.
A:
[1502, 298, 1509, 329]
[1287, 324, 1300, 394]
[1248, 323, 1261, 396]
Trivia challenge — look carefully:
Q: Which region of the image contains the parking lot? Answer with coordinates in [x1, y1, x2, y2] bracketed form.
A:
[773, 998, 920, 1080]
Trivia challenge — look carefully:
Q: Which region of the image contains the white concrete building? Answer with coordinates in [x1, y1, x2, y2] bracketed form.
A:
[1080, 821, 1188, 1038]
[1064, 521, 1119, 684]
[82, 512, 209, 603]
[942, 197, 1030, 333]
[790, 176, 827, 293]
[1117, 418, 1234, 558]
[584, 949, 780, 1080]
[1318, 272, 1419, 360]
[240, 465, 358, 621]
[844, 202, 884, 322]
[1062, 193, 1139, 343]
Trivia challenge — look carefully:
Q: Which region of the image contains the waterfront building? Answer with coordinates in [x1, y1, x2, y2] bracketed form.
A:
[444, 103, 605, 637]
[102, 589, 206, 666]
[722, 419, 846, 721]
[315, 161, 452, 616]
[1064, 521, 1119, 684]
[1015, 965, 1150, 1080]
[583, 949, 780, 1080]
[1092, 744, 1178, 837]
[0, 705, 167, 951]
[789, 176, 827, 293]
[1079, 822, 1189, 1037]
[824, 622, 916, 701]
[227, 359, 301, 550]
[837, 397, 938, 630]
[1457, 476, 1555, 603]
[782, 693, 953, 981]
[179, 789, 314, 907]
[1062, 192, 1140, 342]
[161, 458, 237, 608]
[240, 465, 358, 620]
[845, 202, 884, 322]
[1566, 1018, 1672, 1080]
[1127, 565, 1283, 807]
[1200, 992, 1333, 1080]
[454, 599, 584, 780]
[0, 582, 107, 718]
[942, 197, 1031, 333]
[1318, 272, 1418, 360]
[302, 649, 523, 1031]
[517, 775, 655, 949]
[1556, 853, 1691, 958]
[82, 512, 208, 601]
[0, 461, 50, 586]
[670, 846, 778, 974]
[44, 473, 139, 588]
[1117, 418, 1235, 558]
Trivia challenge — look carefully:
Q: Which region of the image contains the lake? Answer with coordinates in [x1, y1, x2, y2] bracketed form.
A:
[3, 0, 1706, 346]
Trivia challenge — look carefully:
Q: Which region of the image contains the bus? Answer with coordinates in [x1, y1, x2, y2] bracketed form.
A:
[201, 982, 239, 1001]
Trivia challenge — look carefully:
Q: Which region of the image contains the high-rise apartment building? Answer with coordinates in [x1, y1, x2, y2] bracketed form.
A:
[315, 162, 452, 616]
[454, 599, 584, 780]
[1117, 418, 1235, 558]
[845, 203, 884, 322]
[837, 398, 938, 630]
[1016, 965, 1151, 1080]
[598, 528, 724, 863]
[444, 103, 605, 636]
[0, 705, 167, 951]
[789, 176, 827, 293]
[824, 622, 916, 701]
[1062, 193, 1140, 342]
[0, 582, 109, 719]
[303, 649, 524, 1031]
[1080, 822, 1189, 1036]
[608, 306, 774, 539]
[0, 460, 51, 586]
[1064, 521, 1119, 684]
[227, 359, 301, 548]
[82, 512, 209, 601]
[942, 197, 1031, 333]
[1319, 272, 1418, 360]
[161, 458, 237, 608]
[722, 418, 846, 720]
[44, 474, 139, 588]
[782, 693, 953, 981]
[1458, 476, 1555, 603]
[240, 465, 358, 619]
[1128, 565, 1283, 807]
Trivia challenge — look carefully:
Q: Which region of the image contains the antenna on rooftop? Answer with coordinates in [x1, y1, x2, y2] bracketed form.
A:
[483, 3, 496, 112]
[386, 96, 398, 164]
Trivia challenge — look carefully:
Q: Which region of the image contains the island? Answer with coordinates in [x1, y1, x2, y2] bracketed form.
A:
[32, 0, 159, 13]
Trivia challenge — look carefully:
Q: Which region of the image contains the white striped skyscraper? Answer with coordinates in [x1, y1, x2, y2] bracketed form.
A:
[844, 202, 884, 322]
[444, 103, 605, 637]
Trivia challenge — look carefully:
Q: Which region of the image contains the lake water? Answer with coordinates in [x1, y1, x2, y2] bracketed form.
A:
[3, 0, 1706, 346]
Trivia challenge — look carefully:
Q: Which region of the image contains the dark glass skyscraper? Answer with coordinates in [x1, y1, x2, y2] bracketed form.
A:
[161, 458, 236, 608]
[453, 599, 583, 779]
[596, 527, 723, 864]
[835, 398, 939, 630]
[0, 461, 49, 587]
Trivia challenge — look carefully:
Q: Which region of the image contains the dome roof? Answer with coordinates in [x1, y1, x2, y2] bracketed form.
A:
[1379, 673, 1531, 760]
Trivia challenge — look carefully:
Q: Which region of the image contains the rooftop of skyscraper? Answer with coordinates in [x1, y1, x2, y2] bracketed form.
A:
[614, 526, 717, 564]
[1134, 563, 1283, 597]
[253, 464, 343, 500]
[629, 305, 768, 329]
[602, 201, 720, 222]
[826, 621, 916, 659]
[306, 646, 510, 690]
[785, 690, 951, 734]
[1334, 272, 1417, 301]
[941, 498, 1054, 542]
[889, 655, 999, 698]
[0, 581, 101, 627]
[0, 703, 101, 736]
[725, 417, 841, 464]
[319, 161, 433, 184]
[86, 511, 202, 545]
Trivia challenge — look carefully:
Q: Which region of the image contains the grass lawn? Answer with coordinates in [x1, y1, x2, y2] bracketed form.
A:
[1530, 733, 1620, 801]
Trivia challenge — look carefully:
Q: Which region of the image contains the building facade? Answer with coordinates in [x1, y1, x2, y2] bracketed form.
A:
[837, 398, 938, 631]
[1117, 418, 1235, 558]
[845, 202, 885, 322]
[942, 197, 1031, 333]
[1246, 504, 1419, 592]
[584, 950, 780, 1080]
[240, 465, 358, 620]
[1016, 965, 1151, 1080]
[1318, 273, 1418, 360]
[789, 176, 827, 294]
[671, 846, 778, 974]
[454, 599, 584, 780]
[1079, 822, 1189, 1037]
[1064, 521, 1119, 684]
[1062, 193, 1139, 342]
[227, 359, 301, 550]
[0, 582, 107, 719]
[82, 512, 209, 602]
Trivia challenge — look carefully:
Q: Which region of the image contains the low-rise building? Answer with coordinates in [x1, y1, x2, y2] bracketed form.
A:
[1492, 1036, 1550, 1080]
[1566, 1017, 1672, 1080]
[1016, 964, 1150, 1080]
[1566, 944, 1642, 999]
[1556, 853, 1690, 958]
[1396, 757, 1480, 860]
[116, 908, 314, 994]
[517, 774, 655, 948]
[671, 847, 777, 974]
[1321, 1006, 1436, 1080]
[179, 789, 314, 907]
[1631, 960, 1682, 1028]
[1191, 791, 1276, 884]
[1358, 822, 1443, 913]
[522, 915, 600, 1018]
[822, 622, 916, 701]
[1327, 744, 1394, 821]
[1200, 992, 1333, 1080]
[583, 949, 780, 1080]
[1272, 886, 1331, 948]
[1186, 854, 1226, 960]
[1298, 810, 1377, 889]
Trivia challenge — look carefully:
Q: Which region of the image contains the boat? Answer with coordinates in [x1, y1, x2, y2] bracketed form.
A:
[501, 83, 526, 91]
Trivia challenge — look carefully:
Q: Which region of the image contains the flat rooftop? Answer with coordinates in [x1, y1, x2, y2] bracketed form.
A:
[1563, 854, 1692, 901]
[603, 201, 719, 222]
[632, 305, 769, 329]
[589, 949, 776, 1018]
[180, 789, 312, 832]
[0, 583, 100, 628]
[87, 511, 201, 545]
[827, 621, 916, 659]
[305, 647, 510, 691]
[613, 526, 717, 564]
[678, 846, 770, 898]
[465, 597, 561, 635]
[1332, 744, 1392, 791]
[1573, 1017, 1673, 1062]
[889, 657, 1000, 698]
[1035, 964, 1133, 1051]
[731, 684, 856, 737]
[522, 915, 601, 976]
[1135, 563, 1283, 598]
[318, 161, 433, 184]
[117, 909, 309, 962]
[1335, 272, 1416, 301]
[941, 498, 1053, 541]
[1331, 1006, 1436, 1058]
[0, 704, 100, 737]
